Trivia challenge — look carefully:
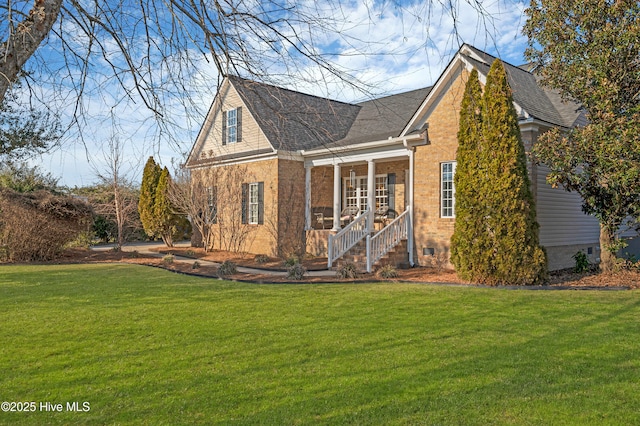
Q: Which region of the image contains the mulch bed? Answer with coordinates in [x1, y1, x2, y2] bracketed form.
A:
[5, 247, 640, 288]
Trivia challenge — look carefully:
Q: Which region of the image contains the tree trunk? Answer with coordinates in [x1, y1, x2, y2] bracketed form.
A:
[599, 225, 616, 272]
[0, 0, 63, 104]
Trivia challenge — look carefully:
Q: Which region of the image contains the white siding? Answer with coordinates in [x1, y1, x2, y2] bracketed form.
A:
[195, 84, 274, 161]
[536, 165, 600, 247]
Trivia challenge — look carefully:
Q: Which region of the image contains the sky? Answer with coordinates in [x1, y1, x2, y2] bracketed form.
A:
[22, 0, 531, 188]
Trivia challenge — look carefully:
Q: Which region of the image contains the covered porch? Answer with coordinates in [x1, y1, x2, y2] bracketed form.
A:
[301, 136, 424, 270]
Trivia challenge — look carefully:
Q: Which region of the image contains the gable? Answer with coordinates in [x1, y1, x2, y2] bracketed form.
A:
[403, 44, 584, 135]
[186, 80, 275, 168]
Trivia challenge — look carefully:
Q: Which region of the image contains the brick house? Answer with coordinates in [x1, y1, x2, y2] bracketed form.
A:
[186, 44, 603, 271]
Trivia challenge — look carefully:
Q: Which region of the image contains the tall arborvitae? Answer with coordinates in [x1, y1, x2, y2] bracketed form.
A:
[153, 166, 175, 247]
[138, 156, 161, 239]
[479, 59, 547, 285]
[450, 69, 487, 280]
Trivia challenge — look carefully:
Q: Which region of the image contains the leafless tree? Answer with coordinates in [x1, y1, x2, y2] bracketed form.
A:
[169, 166, 219, 252]
[92, 136, 140, 249]
[1, 1, 498, 149]
[213, 164, 256, 253]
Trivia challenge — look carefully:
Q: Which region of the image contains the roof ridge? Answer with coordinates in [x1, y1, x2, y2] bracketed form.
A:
[227, 75, 358, 108]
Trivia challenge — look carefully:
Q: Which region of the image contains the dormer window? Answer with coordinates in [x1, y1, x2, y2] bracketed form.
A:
[222, 107, 242, 145]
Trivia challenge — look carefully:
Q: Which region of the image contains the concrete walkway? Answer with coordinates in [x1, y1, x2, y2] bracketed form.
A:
[91, 241, 337, 278]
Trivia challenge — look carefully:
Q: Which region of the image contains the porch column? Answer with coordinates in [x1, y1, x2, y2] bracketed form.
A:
[408, 148, 415, 266]
[367, 159, 375, 232]
[332, 163, 341, 231]
[304, 165, 312, 231]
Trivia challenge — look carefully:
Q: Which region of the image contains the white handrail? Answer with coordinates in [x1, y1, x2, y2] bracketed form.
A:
[366, 209, 409, 272]
[327, 210, 372, 268]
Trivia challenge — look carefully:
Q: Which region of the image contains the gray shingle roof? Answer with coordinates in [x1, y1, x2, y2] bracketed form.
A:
[462, 45, 582, 128]
[328, 87, 433, 148]
[229, 76, 360, 151]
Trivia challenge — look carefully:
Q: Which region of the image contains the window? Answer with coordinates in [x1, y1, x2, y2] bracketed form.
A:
[222, 107, 242, 145]
[343, 174, 390, 211]
[441, 162, 456, 218]
[226, 108, 237, 144]
[241, 182, 263, 225]
[249, 183, 259, 224]
[206, 186, 217, 224]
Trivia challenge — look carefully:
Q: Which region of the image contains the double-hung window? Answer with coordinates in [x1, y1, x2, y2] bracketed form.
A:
[226, 108, 237, 144]
[248, 182, 259, 224]
[242, 181, 264, 225]
[441, 162, 456, 218]
[206, 186, 217, 224]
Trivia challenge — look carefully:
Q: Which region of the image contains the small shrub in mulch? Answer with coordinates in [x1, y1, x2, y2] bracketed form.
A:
[217, 260, 237, 277]
[287, 263, 307, 280]
[337, 262, 359, 279]
[377, 265, 399, 279]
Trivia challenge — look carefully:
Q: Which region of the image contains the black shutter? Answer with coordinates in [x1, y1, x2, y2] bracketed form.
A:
[388, 173, 396, 211]
[236, 107, 242, 143]
[222, 110, 227, 145]
[257, 182, 264, 225]
[241, 183, 248, 224]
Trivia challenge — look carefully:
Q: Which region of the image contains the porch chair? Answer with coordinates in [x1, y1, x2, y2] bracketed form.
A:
[374, 206, 398, 227]
[340, 206, 360, 225]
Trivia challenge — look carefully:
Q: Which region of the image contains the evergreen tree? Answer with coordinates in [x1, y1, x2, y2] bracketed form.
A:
[452, 61, 547, 285]
[138, 156, 161, 239]
[154, 167, 176, 247]
[479, 60, 547, 285]
[450, 69, 487, 280]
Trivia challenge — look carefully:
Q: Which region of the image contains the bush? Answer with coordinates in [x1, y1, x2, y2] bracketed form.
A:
[377, 265, 398, 279]
[337, 262, 359, 279]
[217, 260, 237, 276]
[0, 188, 92, 262]
[255, 254, 270, 264]
[66, 230, 95, 249]
[192, 261, 201, 270]
[184, 249, 196, 257]
[287, 263, 307, 280]
[162, 254, 174, 264]
[572, 251, 590, 273]
[283, 255, 299, 267]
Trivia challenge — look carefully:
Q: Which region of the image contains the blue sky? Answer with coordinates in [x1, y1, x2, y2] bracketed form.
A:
[25, 0, 531, 188]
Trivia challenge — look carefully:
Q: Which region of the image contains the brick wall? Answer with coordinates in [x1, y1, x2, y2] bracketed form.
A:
[413, 67, 467, 267]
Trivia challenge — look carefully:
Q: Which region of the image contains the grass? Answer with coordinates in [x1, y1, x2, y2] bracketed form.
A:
[1, 264, 640, 425]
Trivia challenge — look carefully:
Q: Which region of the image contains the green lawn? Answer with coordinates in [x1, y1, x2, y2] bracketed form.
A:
[1, 264, 639, 425]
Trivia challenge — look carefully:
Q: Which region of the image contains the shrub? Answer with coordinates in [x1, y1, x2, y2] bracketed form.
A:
[65, 230, 95, 249]
[255, 254, 270, 264]
[162, 254, 174, 264]
[192, 261, 201, 270]
[217, 260, 237, 276]
[572, 251, 590, 273]
[184, 249, 197, 257]
[450, 62, 547, 285]
[283, 255, 299, 267]
[287, 263, 307, 280]
[129, 250, 140, 258]
[337, 262, 359, 279]
[0, 188, 92, 262]
[378, 265, 398, 279]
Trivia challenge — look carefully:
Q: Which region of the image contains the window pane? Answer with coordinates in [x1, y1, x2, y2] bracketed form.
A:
[248, 183, 259, 224]
[441, 162, 456, 218]
[227, 108, 237, 143]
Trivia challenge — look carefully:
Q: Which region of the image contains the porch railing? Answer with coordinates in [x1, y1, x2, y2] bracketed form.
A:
[327, 210, 373, 268]
[366, 209, 409, 273]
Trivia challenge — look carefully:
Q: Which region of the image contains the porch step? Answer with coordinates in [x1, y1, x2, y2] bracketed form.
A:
[334, 238, 409, 273]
